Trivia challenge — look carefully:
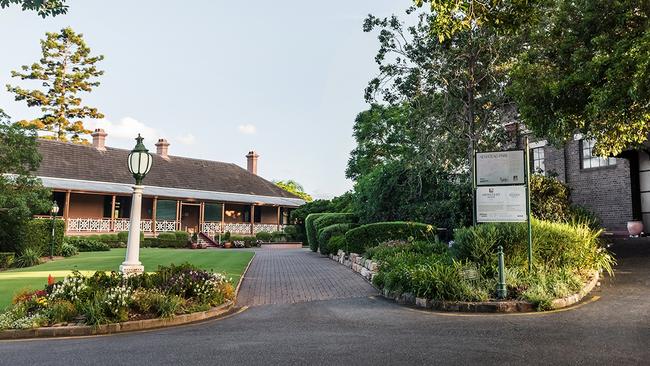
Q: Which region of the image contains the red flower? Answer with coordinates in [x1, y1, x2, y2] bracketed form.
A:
[48, 274, 55, 286]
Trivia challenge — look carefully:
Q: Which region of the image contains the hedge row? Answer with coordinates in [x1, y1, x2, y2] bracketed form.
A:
[305, 213, 329, 252]
[317, 223, 357, 256]
[17, 219, 65, 256]
[344, 222, 437, 254]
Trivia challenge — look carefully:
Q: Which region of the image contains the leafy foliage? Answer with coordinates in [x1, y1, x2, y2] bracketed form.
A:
[353, 161, 472, 230]
[274, 180, 313, 202]
[305, 213, 328, 252]
[0, 0, 68, 17]
[64, 237, 110, 252]
[317, 223, 357, 256]
[7, 27, 104, 143]
[17, 219, 64, 257]
[0, 121, 51, 253]
[14, 248, 41, 268]
[344, 221, 436, 254]
[509, 0, 650, 156]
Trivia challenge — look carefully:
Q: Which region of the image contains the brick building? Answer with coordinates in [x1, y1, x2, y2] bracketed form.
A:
[528, 137, 647, 233]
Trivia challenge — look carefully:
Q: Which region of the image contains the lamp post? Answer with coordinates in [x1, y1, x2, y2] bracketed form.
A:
[49, 201, 59, 259]
[120, 134, 153, 275]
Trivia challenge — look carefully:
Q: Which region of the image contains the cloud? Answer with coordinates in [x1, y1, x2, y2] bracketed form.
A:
[176, 133, 196, 145]
[238, 124, 256, 134]
[87, 117, 160, 148]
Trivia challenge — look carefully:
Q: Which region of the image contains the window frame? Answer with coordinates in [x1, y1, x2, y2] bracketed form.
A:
[580, 139, 616, 170]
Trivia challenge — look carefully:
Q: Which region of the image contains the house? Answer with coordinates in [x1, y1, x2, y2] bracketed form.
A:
[34, 129, 305, 237]
[525, 136, 649, 234]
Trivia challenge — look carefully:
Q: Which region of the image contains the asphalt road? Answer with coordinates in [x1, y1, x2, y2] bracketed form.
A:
[0, 242, 648, 365]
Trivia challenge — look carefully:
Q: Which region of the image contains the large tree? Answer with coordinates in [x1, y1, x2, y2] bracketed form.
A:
[7, 27, 105, 144]
[509, 0, 650, 156]
[0, 112, 51, 252]
[0, 0, 67, 17]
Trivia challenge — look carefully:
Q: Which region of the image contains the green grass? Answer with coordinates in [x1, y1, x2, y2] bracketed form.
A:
[0, 248, 254, 310]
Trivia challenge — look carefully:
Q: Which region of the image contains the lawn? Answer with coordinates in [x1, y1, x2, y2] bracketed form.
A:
[0, 248, 254, 310]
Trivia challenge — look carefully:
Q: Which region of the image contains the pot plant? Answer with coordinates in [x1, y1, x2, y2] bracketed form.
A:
[190, 232, 199, 249]
[223, 231, 232, 249]
[627, 220, 644, 237]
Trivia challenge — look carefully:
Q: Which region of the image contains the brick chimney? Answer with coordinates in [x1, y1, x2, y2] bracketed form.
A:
[155, 138, 170, 159]
[246, 151, 259, 175]
[91, 129, 107, 150]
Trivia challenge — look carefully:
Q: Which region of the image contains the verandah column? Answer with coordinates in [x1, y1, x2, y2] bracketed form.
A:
[276, 206, 281, 231]
[110, 195, 116, 231]
[250, 204, 255, 235]
[199, 202, 205, 232]
[221, 203, 225, 233]
[152, 196, 158, 235]
[176, 200, 181, 231]
[63, 190, 71, 233]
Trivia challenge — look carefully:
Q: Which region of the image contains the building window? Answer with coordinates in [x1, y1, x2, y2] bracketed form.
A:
[581, 139, 616, 169]
[531, 147, 545, 174]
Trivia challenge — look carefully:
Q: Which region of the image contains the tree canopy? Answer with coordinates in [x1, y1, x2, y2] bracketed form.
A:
[274, 180, 313, 202]
[7, 27, 104, 144]
[509, 0, 650, 156]
[0, 114, 51, 252]
[0, 0, 68, 17]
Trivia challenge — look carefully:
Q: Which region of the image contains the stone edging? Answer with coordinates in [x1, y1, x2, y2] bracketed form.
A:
[0, 253, 259, 340]
[0, 301, 234, 340]
[329, 249, 600, 313]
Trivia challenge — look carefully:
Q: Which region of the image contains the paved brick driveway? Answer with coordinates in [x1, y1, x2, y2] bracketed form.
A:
[236, 248, 377, 306]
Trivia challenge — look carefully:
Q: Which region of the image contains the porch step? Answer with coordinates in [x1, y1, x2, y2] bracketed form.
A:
[198, 232, 219, 247]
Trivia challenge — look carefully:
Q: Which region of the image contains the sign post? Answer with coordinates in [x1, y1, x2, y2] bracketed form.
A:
[475, 145, 533, 271]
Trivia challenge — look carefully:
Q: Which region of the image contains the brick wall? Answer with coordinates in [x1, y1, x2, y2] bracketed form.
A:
[561, 140, 632, 230]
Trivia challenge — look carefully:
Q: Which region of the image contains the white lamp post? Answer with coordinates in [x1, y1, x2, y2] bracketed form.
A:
[120, 134, 153, 275]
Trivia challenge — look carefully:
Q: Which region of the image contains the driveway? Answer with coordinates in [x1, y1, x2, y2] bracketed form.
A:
[0, 244, 648, 365]
[236, 249, 377, 306]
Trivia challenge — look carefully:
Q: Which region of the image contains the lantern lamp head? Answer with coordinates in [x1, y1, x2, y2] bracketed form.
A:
[51, 201, 59, 216]
[127, 134, 153, 185]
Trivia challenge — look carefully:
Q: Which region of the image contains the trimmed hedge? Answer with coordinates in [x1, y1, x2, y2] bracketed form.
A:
[317, 223, 357, 256]
[313, 213, 357, 232]
[255, 232, 273, 242]
[17, 219, 65, 256]
[344, 221, 437, 255]
[64, 237, 110, 252]
[305, 213, 328, 252]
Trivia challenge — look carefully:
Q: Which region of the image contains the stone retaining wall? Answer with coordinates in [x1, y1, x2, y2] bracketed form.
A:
[330, 249, 379, 282]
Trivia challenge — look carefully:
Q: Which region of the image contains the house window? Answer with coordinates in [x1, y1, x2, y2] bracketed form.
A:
[156, 200, 177, 220]
[204, 203, 223, 222]
[581, 139, 616, 169]
[531, 147, 545, 174]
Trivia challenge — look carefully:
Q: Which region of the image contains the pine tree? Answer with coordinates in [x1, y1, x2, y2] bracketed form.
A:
[7, 27, 104, 143]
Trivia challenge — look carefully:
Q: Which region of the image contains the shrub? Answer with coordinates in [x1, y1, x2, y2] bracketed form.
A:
[174, 231, 190, 242]
[282, 225, 298, 241]
[64, 237, 110, 252]
[305, 213, 328, 252]
[313, 213, 357, 232]
[344, 222, 437, 255]
[60, 242, 78, 257]
[14, 248, 41, 268]
[116, 231, 145, 244]
[0, 252, 15, 269]
[223, 231, 231, 242]
[530, 174, 571, 222]
[317, 223, 357, 256]
[271, 231, 286, 242]
[45, 300, 77, 323]
[364, 240, 447, 261]
[327, 235, 347, 254]
[17, 219, 65, 256]
[255, 232, 272, 242]
[452, 219, 615, 277]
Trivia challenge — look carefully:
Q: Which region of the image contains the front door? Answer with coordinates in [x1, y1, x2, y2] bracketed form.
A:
[181, 204, 200, 233]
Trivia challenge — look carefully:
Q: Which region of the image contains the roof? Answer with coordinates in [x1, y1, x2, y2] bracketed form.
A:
[35, 139, 305, 207]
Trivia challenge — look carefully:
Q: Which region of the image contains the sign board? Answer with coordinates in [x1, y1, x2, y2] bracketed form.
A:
[476, 151, 525, 186]
[476, 185, 527, 223]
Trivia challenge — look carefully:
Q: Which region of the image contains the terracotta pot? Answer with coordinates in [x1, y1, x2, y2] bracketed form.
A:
[224, 242, 232, 249]
[627, 220, 644, 236]
[191, 243, 198, 249]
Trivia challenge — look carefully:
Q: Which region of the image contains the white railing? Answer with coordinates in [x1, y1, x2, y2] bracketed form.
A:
[201, 222, 222, 234]
[223, 223, 252, 234]
[254, 224, 279, 234]
[156, 220, 178, 232]
[67, 218, 112, 232]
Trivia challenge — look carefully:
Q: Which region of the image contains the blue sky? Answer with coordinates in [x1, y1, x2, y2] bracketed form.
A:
[0, 0, 408, 199]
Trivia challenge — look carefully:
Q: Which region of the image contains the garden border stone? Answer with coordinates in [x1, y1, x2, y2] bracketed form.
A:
[329, 249, 600, 313]
[0, 251, 258, 340]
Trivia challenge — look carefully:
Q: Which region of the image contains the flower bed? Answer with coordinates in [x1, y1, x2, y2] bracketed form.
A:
[0, 263, 234, 330]
[332, 219, 614, 311]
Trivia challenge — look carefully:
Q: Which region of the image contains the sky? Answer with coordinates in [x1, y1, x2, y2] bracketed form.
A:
[0, 0, 410, 199]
